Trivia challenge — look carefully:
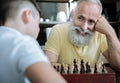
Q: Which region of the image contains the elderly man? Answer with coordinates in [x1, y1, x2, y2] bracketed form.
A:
[43, 0, 120, 71]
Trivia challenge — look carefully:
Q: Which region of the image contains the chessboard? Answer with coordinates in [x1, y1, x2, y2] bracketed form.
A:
[53, 59, 116, 83]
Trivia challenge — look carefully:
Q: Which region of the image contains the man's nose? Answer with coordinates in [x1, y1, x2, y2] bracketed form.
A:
[81, 22, 88, 30]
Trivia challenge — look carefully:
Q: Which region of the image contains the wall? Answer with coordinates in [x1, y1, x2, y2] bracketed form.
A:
[38, 2, 57, 21]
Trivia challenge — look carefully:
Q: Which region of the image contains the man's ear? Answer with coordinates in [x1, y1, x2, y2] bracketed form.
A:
[21, 9, 32, 24]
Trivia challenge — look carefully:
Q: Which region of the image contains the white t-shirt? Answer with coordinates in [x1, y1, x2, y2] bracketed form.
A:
[0, 26, 49, 83]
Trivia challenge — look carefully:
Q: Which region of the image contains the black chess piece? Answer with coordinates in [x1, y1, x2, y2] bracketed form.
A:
[80, 59, 85, 73]
[88, 64, 91, 73]
[102, 63, 105, 73]
[94, 63, 98, 73]
[86, 62, 91, 73]
[73, 59, 77, 66]
[67, 65, 70, 74]
[57, 65, 60, 72]
[53, 65, 56, 70]
[73, 59, 78, 73]
[60, 64, 65, 74]
[85, 62, 89, 73]
[73, 64, 78, 73]
[81, 59, 84, 64]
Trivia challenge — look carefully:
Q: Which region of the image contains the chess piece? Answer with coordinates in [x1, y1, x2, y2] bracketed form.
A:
[86, 62, 91, 73]
[57, 65, 60, 72]
[53, 65, 56, 70]
[67, 65, 70, 74]
[73, 59, 78, 73]
[102, 63, 105, 73]
[73, 64, 78, 73]
[73, 59, 77, 66]
[80, 59, 85, 73]
[60, 64, 65, 74]
[94, 63, 98, 73]
[81, 59, 84, 64]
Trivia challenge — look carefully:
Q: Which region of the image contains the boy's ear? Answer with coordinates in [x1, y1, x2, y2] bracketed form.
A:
[22, 9, 32, 24]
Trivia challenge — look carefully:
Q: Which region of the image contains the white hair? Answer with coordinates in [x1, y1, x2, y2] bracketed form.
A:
[76, 0, 103, 14]
[68, 23, 94, 47]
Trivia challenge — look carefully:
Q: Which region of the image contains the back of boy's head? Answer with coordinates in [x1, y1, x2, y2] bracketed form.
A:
[0, 0, 41, 25]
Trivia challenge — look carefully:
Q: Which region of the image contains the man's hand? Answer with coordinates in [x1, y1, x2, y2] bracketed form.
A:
[95, 16, 114, 36]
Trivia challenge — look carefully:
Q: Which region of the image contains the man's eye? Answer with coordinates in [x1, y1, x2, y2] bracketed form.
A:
[88, 20, 95, 25]
[78, 16, 84, 20]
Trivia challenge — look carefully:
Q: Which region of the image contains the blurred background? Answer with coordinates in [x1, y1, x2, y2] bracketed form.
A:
[36, 0, 120, 45]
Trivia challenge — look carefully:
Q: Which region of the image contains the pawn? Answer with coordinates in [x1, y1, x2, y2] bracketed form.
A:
[53, 65, 56, 70]
[60, 64, 65, 74]
[57, 65, 60, 72]
[67, 65, 70, 74]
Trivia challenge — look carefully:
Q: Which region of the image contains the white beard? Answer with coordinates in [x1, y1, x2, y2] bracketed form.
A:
[68, 23, 94, 47]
